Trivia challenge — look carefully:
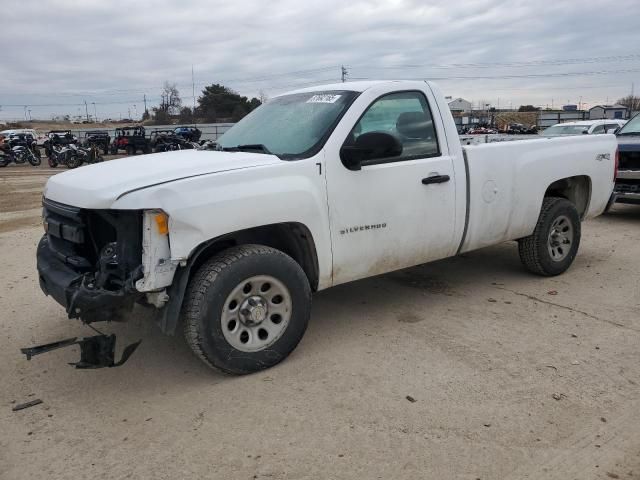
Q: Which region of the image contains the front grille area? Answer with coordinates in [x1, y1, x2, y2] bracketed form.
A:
[42, 198, 143, 281]
[619, 151, 640, 171]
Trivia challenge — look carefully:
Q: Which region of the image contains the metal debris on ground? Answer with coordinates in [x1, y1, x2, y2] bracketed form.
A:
[20, 334, 141, 369]
[12, 399, 43, 411]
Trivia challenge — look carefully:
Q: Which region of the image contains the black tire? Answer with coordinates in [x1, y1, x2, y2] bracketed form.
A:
[28, 148, 41, 166]
[183, 245, 311, 374]
[126, 145, 135, 156]
[66, 154, 82, 169]
[48, 156, 58, 168]
[142, 144, 151, 154]
[110, 145, 118, 155]
[0, 156, 9, 167]
[518, 197, 581, 276]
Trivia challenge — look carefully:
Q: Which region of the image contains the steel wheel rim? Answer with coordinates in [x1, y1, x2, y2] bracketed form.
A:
[221, 275, 292, 352]
[547, 215, 573, 262]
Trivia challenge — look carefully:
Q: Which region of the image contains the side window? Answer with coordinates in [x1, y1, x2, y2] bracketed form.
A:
[605, 124, 619, 132]
[345, 91, 440, 165]
[591, 125, 605, 134]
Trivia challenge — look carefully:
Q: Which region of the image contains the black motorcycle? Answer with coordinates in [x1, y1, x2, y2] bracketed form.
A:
[0, 134, 41, 167]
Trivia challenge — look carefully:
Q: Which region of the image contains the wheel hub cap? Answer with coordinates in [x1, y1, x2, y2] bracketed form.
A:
[547, 215, 574, 262]
[220, 275, 292, 353]
[240, 296, 268, 326]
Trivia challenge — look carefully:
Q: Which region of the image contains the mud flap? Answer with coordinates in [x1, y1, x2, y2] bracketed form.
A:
[20, 335, 141, 369]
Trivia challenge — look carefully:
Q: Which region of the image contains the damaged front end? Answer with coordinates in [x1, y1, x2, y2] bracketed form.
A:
[38, 198, 144, 322]
[33, 199, 179, 368]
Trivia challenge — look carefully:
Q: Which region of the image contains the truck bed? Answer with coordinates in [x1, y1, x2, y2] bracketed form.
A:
[459, 135, 617, 253]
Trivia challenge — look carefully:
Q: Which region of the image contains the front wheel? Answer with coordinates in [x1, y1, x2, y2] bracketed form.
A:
[66, 154, 82, 169]
[518, 197, 581, 276]
[28, 148, 41, 166]
[183, 245, 311, 374]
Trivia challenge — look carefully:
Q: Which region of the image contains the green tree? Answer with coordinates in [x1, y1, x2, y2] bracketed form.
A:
[197, 84, 261, 122]
[518, 105, 539, 112]
[178, 106, 193, 123]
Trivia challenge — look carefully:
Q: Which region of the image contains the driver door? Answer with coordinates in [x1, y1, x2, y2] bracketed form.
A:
[324, 88, 458, 285]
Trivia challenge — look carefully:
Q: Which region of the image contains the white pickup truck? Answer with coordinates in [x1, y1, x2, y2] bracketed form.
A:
[36, 80, 617, 373]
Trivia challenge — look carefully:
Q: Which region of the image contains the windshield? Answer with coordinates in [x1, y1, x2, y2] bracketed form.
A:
[617, 114, 640, 135]
[217, 90, 358, 159]
[541, 124, 590, 136]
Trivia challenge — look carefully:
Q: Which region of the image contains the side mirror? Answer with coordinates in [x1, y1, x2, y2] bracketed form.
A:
[607, 128, 619, 134]
[340, 131, 402, 171]
[582, 130, 589, 134]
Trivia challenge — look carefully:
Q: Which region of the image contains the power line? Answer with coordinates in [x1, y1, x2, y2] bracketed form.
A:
[368, 53, 640, 70]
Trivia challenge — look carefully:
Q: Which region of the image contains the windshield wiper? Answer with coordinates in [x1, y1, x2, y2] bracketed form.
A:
[223, 144, 272, 154]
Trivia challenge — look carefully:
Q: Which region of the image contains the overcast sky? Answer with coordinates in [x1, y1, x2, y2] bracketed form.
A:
[1, 0, 639, 121]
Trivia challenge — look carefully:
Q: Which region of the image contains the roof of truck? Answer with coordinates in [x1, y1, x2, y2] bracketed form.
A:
[285, 80, 424, 95]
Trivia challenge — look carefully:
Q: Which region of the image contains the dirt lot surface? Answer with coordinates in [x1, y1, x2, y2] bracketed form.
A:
[1, 163, 639, 479]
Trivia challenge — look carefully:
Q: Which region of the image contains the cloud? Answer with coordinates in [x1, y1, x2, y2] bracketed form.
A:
[1, 0, 639, 119]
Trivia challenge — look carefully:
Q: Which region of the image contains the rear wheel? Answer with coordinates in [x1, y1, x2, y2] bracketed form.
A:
[47, 156, 58, 168]
[183, 245, 311, 374]
[518, 197, 581, 276]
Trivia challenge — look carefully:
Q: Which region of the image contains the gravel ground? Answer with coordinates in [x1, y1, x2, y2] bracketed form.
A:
[1, 163, 639, 479]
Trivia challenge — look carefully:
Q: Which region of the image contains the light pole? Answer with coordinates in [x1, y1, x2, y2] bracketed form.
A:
[92, 102, 97, 123]
[133, 104, 138, 119]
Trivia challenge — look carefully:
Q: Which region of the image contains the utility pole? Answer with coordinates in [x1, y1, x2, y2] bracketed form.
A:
[192, 65, 197, 126]
[143, 94, 147, 116]
[24, 106, 27, 121]
[92, 102, 97, 123]
[341, 65, 348, 83]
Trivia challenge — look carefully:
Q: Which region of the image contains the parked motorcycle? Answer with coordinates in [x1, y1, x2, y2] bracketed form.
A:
[48, 144, 103, 169]
[0, 134, 41, 167]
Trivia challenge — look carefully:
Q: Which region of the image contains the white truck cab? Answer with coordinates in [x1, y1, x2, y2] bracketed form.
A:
[36, 80, 617, 373]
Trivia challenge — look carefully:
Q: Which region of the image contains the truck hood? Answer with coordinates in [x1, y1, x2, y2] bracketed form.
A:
[43, 150, 282, 209]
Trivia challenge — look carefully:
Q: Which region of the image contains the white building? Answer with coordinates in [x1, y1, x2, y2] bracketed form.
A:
[448, 98, 472, 113]
[589, 104, 629, 120]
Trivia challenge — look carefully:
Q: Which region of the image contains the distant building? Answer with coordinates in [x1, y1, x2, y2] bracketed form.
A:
[589, 104, 629, 120]
[448, 98, 472, 113]
[563, 104, 578, 111]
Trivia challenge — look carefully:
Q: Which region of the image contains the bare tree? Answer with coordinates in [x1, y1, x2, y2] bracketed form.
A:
[258, 89, 269, 104]
[160, 82, 182, 115]
[617, 95, 640, 112]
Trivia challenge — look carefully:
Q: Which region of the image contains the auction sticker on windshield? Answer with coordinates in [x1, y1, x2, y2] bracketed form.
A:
[307, 94, 342, 104]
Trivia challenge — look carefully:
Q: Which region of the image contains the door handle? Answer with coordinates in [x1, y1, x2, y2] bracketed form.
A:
[422, 174, 450, 185]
